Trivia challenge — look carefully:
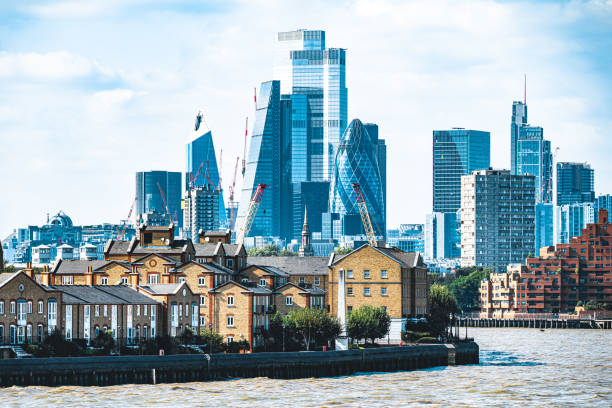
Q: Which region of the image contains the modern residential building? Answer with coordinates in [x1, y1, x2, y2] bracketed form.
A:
[183, 185, 221, 240]
[433, 128, 490, 213]
[461, 169, 536, 271]
[186, 110, 226, 229]
[556, 162, 595, 206]
[510, 99, 528, 175]
[516, 126, 552, 204]
[425, 212, 460, 259]
[535, 203, 554, 250]
[595, 194, 612, 222]
[328, 119, 386, 240]
[135, 170, 182, 233]
[554, 202, 595, 244]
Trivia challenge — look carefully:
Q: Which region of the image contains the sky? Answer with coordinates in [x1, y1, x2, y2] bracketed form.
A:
[1, 0, 612, 238]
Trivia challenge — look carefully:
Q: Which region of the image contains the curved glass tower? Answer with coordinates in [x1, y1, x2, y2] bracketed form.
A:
[329, 119, 385, 237]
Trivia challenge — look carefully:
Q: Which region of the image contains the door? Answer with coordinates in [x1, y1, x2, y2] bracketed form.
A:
[47, 300, 57, 334]
[10, 326, 16, 344]
[65, 305, 72, 341]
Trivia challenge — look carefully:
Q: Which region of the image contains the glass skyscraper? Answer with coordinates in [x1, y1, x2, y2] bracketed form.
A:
[556, 162, 595, 206]
[516, 126, 552, 204]
[185, 111, 227, 228]
[135, 170, 182, 232]
[510, 100, 528, 175]
[554, 202, 595, 244]
[432, 129, 490, 213]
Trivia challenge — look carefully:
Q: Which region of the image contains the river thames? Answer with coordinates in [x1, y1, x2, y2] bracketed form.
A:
[1, 328, 610, 407]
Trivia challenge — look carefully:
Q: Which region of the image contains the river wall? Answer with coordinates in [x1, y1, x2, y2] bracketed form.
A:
[0, 342, 478, 387]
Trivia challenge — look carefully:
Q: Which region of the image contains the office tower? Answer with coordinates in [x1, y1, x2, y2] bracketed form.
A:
[273, 29, 347, 182]
[186, 111, 226, 228]
[556, 162, 595, 206]
[364, 123, 387, 233]
[510, 100, 528, 175]
[329, 119, 385, 238]
[135, 171, 182, 231]
[554, 202, 595, 244]
[425, 212, 460, 259]
[516, 126, 552, 204]
[595, 194, 612, 222]
[183, 185, 220, 240]
[432, 129, 490, 213]
[535, 203, 554, 250]
[236, 81, 282, 238]
[461, 169, 536, 271]
[292, 181, 329, 240]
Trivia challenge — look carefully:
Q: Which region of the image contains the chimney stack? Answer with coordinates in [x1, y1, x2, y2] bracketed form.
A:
[24, 262, 34, 279]
[85, 265, 94, 286]
[41, 265, 50, 286]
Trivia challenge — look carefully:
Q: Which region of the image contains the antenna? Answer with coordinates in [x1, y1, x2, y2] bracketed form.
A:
[524, 74, 526, 105]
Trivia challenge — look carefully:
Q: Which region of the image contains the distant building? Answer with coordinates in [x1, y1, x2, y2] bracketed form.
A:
[425, 212, 460, 259]
[535, 203, 554, 250]
[298, 208, 314, 257]
[595, 194, 612, 222]
[461, 169, 536, 271]
[388, 224, 425, 254]
[510, 100, 528, 175]
[516, 126, 552, 204]
[183, 185, 221, 240]
[556, 162, 595, 206]
[554, 202, 595, 244]
[135, 170, 182, 234]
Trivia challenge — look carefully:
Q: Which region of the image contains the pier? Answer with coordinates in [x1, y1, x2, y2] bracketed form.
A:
[0, 342, 478, 387]
[458, 315, 612, 330]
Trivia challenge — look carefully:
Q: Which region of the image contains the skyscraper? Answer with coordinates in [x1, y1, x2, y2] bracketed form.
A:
[135, 170, 182, 232]
[510, 100, 528, 175]
[432, 129, 490, 213]
[461, 169, 536, 271]
[556, 162, 595, 206]
[554, 202, 595, 244]
[516, 126, 553, 204]
[364, 123, 387, 233]
[185, 111, 226, 229]
[329, 119, 385, 238]
[595, 194, 612, 222]
[425, 212, 460, 259]
[183, 185, 220, 240]
[236, 80, 282, 238]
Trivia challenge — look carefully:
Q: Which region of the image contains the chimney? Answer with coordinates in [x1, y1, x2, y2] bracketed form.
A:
[41, 265, 50, 286]
[129, 272, 139, 288]
[24, 262, 34, 279]
[85, 265, 94, 286]
[599, 209, 609, 225]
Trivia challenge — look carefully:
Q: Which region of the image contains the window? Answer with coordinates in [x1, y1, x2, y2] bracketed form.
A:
[347, 270, 354, 279]
[37, 324, 43, 343]
[136, 305, 141, 317]
[144, 232, 152, 244]
[381, 270, 388, 279]
[286, 296, 293, 306]
[121, 277, 128, 285]
[200, 316, 205, 325]
[185, 304, 189, 317]
[10, 301, 15, 315]
[314, 277, 320, 286]
[226, 259, 234, 268]
[178, 277, 186, 283]
[200, 295, 206, 306]
[227, 316, 234, 327]
[347, 306, 353, 315]
[143, 326, 148, 339]
[148, 274, 159, 284]
[364, 287, 371, 296]
[259, 279, 266, 287]
[241, 278, 249, 283]
[95, 305, 100, 317]
[226, 337, 234, 343]
[364, 270, 371, 279]
[27, 301, 32, 314]
[381, 287, 388, 296]
[144, 305, 148, 316]
[198, 277, 206, 286]
[101, 277, 108, 285]
[179, 304, 183, 317]
[0, 301, 4, 315]
[347, 287, 353, 296]
[62, 276, 73, 285]
[299, 277, 306, 284]
[227, 296, 234, 306]
[103, 305, 108, 317]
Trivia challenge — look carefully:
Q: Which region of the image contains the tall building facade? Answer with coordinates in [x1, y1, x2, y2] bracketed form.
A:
[432, 129, 490, 213]
[556, 162, 595, 206]
[554, 202, 595, 244]
[185, 111, 226, 229]
[328, 119, 385, 239]
[461, 169, 536, 271]
[135, 171, 182, 231]
[595, 194, 612, 222]
[424, 212, 460, 259]
[516, 126, 552, 204]
[236, 81, 282, 238]
[535, 203, 554, 250]
[510, 100, 528, 175]
[183, 186, 220, 240]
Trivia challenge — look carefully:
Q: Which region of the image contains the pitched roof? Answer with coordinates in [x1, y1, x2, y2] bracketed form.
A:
[138, 282, 186, 295]
[328, 244, 421, 268]
[105, 238, 191, 256]
[222, 243, 243, 256]
[0, 272, 18, 288]
[201, 262, 236, 275]
[51, 260, 111, 275]
[247, 256, 329, 275]
[193, 242, 223, 257]
[48, 285, 159, 305]
[131, 253, 179, 265]
[104, 239, 132, 255]
[210, 279, 273, 294]
[277, 282, 325, 295]
[248, 265, 290, 278]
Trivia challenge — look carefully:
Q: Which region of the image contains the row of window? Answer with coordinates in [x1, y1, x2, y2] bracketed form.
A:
[346, 287, 388, 297]
[345, 270, 388, 279]
[0, 300, 48, 315]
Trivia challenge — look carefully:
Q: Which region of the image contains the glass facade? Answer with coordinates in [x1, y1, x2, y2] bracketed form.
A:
[535, 203, 554, 251]
[556, 162, 595, 206]
[292, 181, 329, 240]
[432, 129, 490, 213]
[510, 101, 528, 175]
[135, 171, 182, 231]
[185, 113, 226, 228]
[595, 195, 612, 222]
[516, 126, 552, 204]
[329, 119, 385, 237]
[425, 212, 460, 259]
[554, 203, 595, 244]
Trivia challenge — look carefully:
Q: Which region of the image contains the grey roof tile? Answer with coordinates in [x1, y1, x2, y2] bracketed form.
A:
[246, 256, 329, 276]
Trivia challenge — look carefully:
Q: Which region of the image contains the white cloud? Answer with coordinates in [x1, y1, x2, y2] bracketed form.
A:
[0, 51, 114, 81]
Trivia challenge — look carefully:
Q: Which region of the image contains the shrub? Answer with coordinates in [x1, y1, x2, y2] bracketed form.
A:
[415, 337, 438, 344]
[347, 306, 391, 344]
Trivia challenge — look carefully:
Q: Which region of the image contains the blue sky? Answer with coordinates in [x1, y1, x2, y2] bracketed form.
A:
[1, 0, 611, 238]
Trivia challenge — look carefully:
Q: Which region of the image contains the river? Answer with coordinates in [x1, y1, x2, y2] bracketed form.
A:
[0, 328, 610, 407]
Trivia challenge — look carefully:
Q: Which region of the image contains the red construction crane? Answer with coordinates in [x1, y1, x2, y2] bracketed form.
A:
[218, 148, 223, 192]
[237, 183, 268, 244]
[190, 161, 205, 189]
[241, 116, 248, 177]
[228, 156, 240, 229]
[203, 161, 216, 191]
[352, 183, 377, 246]
[115, 197, 137, 239]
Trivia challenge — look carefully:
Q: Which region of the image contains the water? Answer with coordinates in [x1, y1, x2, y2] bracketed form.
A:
[1, 328, 610, 407]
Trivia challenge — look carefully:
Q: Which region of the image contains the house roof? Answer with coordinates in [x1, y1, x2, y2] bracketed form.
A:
[0, 272, 18, 288]
[51, 259, 111, 275]
[246, 256, 329, 276]
[329, 244, 421, 268]
[222, 243, 243, 256]
[277, 282, 325, 295]
[48, 285, 159, 305]
[131, 253, 179, 265]
[209, 279, 272, 295]
[249, 265, 290, 278]
[105, 238, 191, 257]
[193, 242, 223, 257]
[138, 282, 187, 296]
[201, 262, 236, 276]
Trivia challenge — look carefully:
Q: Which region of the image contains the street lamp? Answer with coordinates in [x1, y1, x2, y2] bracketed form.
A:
[282, 322, 286, 353]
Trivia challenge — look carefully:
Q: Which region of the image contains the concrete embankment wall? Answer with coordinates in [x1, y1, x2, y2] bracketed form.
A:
[0, 342, 479, 387]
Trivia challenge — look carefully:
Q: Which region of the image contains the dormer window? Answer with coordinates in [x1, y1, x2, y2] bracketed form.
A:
[144, 233, 152, 244]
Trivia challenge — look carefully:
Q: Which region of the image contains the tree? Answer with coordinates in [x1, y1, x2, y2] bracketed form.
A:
[246, 245, 297, 257]
[347, 306, 391, 344]
[334, 246, 353, 255]
[428, 284, 458, 338]
[283, 308, 340, 351]
[199, 328, 224, 353]
[92, 330, 116, 355]
[447, 267, 491, 312]
[2, 261, 17, 273]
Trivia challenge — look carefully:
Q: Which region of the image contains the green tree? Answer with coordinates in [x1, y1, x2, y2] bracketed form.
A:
[334, 246, 353, 255]
[447, 267, 491, 312]
[246, 245, 297, 257]
[92, 330, 116, 355]
[199, 328, 224, 353]
[428, 284, 458, 338]
[283, 308, 341, 351]
[584, 300, 601, 311]
[2, 261, 17, 273]
[347, 306, 391, 344]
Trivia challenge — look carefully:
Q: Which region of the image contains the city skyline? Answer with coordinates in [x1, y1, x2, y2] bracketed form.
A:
[2, 1, 612, 238]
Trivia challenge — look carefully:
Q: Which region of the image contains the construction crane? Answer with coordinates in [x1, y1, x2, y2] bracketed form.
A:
[218, 149, 223, 192]
[228, 156, 240, 230]
[241, 117, 248, 177]
[115, 197, 137, 239]
[190, 161, 205, 189]
[352, 183, 377, 246]
[156, 182, 175, 224]
[237, 183, 268, 244]
[203, 161, 217, 191]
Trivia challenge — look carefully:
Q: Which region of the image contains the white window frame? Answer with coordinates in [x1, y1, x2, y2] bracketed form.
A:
[62, 276, 73, 285]
[121, 277, 128, 285]
[226, 336, 234, 343]
[364, 287, 371, 297]
[286, 296, 293, 306]
[259, 278, 266, 287]
[381, 270, 388, 279]
[95, 305, 100, 317]
[381, 287, 388, 296]
[314, 277, 320, 286]
[148, 274, 159, 284]
[347, 287, 353, 296]
[10, 301, 15, 315]
[27, 301, 33, 314]
[103, 304, 108, 317]
[346, 270, 354, 279]
[227, 316, 234, 327]
[364, 270, 371, 279]
[178, 277, 186, 283]
[198, 277, 206, 287]
[227, 296, 234, 306]
[101, 277, 108, 285]
[200, 316, 205, 325]
[200, 295, 206, 306]
[38, 300, 43, 314]
[299, 277, 306, 284]
[0, 301, 4, 315]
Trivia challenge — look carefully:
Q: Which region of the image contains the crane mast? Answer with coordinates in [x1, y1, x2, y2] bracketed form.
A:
[237, 183, 268, 244]
[242, 117, 248, 177]
[157, 182, 175, 224]
[352, 183, 377, 246]
[228, 156, 240, 230]
[116, 197, 137, 239]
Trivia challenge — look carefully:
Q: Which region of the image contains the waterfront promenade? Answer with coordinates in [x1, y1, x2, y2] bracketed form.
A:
[458, 312, 612, 329]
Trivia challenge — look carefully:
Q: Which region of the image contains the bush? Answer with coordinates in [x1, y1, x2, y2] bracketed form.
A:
[42, 331, 84, 357]
[92, 330, 116, 355]
[401, 330, 431, 343]
[415, 337, 438, 344]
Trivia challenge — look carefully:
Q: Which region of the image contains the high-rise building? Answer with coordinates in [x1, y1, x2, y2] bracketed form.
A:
[273, 29, 347, 182]
[595, 194, 612, 222]
[329, 119, 385, 239]
[425, 212, 460, 260]
[510, 100, 528, 175]
[292, 181, 329, 240]
[535, 203, 554, 250]
[432, 129, 490, 213]
[236, 81, 282, 238]
[135, 170, 182, 232]
[556, 162, 595, 206]
[364, 123, 387, 232]
[461, 169, 536, 271]
[554, 202, 595, 244]
[183, 185, 221, 240]
[185, 111, 226, 229]
[516, 126, 552, 204]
